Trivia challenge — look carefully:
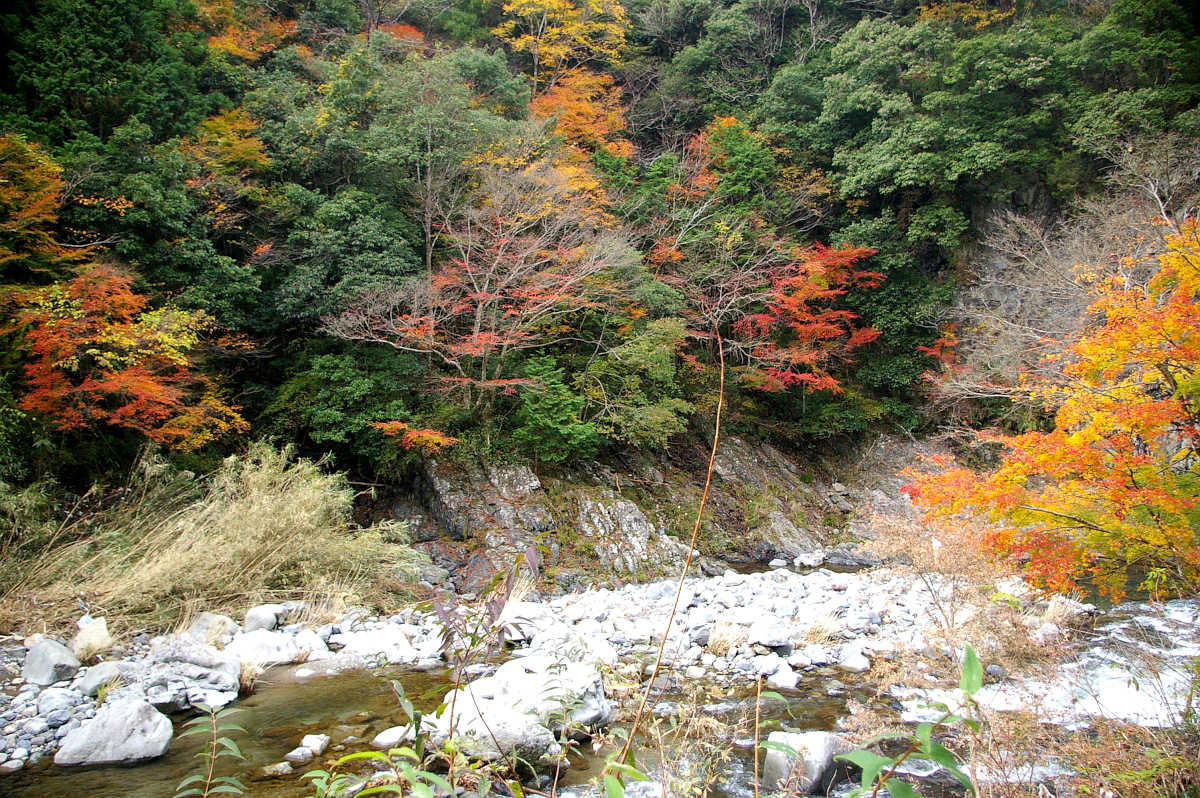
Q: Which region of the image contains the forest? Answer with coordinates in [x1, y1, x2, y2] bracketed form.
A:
[1, 0, 1199, 793]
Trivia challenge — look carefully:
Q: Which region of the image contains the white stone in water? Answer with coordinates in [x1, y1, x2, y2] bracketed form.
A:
[767, 663, 799, 690]
[261, 762, 293, 777]
[760, 731, 852, 792]
[284, 746, 313, 764]
[301, 733, 330, 755]
[837, 646, 870, 673]
[372, 725, 416, 749]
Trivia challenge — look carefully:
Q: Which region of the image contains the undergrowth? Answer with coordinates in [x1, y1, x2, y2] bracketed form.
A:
[0, 442, 428, 633]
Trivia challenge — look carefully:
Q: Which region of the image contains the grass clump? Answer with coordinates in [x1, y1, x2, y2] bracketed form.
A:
[3, 442, 426, 632]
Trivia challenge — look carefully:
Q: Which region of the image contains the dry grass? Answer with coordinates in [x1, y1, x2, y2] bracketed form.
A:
[706, 616, 748, 657]
[1, 443, 428, 634]
[802, 612, 841, 646]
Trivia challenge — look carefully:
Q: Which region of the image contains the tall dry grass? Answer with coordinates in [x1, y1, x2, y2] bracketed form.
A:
[2, 442, 426, 632]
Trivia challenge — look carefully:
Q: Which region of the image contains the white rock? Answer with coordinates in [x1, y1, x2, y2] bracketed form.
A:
[225, 629, 301, 666]
[766, 663, 799, 690]
[837, 646, 870, 673]
[284, 746, 313, 764]
[301, 733, 330, 755]
[760, 731, 851, 792]
[54, 700, 172, 766]
[244, 604, 284, 633]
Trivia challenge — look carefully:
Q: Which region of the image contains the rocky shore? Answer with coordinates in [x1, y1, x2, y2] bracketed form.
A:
[3, 558, 1197, 788]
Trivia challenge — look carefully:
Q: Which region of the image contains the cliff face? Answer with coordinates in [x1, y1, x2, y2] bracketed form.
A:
[380, 434, 892, 592]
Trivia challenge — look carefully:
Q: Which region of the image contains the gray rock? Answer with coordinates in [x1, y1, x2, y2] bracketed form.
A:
[37, 687, 79, 715]
[54, 700, 172, 766]
[74, 661, 133, 697]
[243, 604, 284, 632]
[761, 731, 851, 792]
[139, 636, 240, 711]
[261, 761, 293, 777]
[186, 613, 239, 645]
[284, 746, 314, 764]
[23, 639, 80, 686]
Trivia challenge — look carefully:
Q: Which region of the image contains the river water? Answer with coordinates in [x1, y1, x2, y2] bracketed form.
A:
[5, 660, 867, 798]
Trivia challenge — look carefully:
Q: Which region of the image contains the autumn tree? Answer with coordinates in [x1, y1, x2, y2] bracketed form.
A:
[907, 220, 1200, 599]
[324, 141, 636, 412]
[0, 135, 75, 282]
[13, 264, 246, 450]
[530, 67, 633, 157]
[493, 0, 630, 92]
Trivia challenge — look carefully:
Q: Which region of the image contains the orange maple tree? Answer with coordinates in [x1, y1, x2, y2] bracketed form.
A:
[906, 220, 1200, 598]
[13, 264, 247, 450]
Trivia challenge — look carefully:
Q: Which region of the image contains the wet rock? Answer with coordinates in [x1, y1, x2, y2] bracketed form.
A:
[23, 639, 80, 686]
[301, 733, 330, 755]
[54, 699, 172, 766]
[761, 731, 851, 792]
[284, 746, 313, 764]
[260, 761, 293, 777]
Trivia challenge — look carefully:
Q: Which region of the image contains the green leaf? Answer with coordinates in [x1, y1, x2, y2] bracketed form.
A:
[915, 722, 933, 749]
[836, 750, 893, 789]
[411, 783, 434, 798]
[605, 774, 625, 798]
[176, 774, 206, 788]
[760, 690, 785, 702]
[217, 737, 245, 759]
[759, 740, 798, 755]
[884, 778, 922, 798]
[959, 644, 983, 696]
[334, 750, 393, 767]
[927, 742, 973, 792]
[175, 789, 203, 797]
[207, 786, 245, 796]
[606, 763, 649, 781]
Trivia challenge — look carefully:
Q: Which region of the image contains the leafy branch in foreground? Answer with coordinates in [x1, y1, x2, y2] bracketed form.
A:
[835, 644, 983, 798]
[176, 703, 247, 798]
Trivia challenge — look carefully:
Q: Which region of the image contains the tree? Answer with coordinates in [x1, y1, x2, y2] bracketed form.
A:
[12, 264, 246, 450]
[530, 67, 633, 157]
[493, 0, 630, 92]
[324, 144, 636, 412]
[731, 242, 881, 393]
[0, 135, 76, 282]
[513, 356, 603, 462]
[906, 220, 1200, 599]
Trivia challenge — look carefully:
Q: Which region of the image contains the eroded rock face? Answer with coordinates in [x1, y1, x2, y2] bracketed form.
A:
[53, 699, 172, 766]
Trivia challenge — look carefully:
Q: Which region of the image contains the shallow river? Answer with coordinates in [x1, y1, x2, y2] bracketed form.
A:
[6, 661, 866, 798]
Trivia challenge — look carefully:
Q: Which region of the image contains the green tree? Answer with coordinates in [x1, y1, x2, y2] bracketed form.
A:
[513, 357, 603, 463]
